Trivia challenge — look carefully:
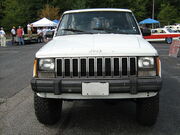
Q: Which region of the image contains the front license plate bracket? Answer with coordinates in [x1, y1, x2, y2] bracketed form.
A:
[82, 82, 109, 96]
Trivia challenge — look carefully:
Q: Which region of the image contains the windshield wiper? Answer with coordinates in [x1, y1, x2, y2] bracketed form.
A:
[93, 28, 110, 31]
[61, 28, 93, 34]
[93, 28, 136, 34]
[93, 28, 117, 34]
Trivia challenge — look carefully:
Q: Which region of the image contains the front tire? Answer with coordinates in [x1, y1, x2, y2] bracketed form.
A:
[34, 93, 62, 125]
[136, 94, 159, 126]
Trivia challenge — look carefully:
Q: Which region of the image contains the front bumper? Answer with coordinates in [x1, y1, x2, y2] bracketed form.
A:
[31, 77, 162, 96]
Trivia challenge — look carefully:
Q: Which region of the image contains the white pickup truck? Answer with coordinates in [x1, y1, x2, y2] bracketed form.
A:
[31, 8, 162, 126]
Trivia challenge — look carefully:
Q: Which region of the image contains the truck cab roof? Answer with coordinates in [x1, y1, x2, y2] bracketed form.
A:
[64, 8, 132, 14]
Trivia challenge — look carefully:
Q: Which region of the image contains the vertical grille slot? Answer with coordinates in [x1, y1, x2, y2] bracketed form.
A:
[81, 59, 86, 76]
[130, 58, 136, 75]
[105, 58, 111, 76]
[114, 58, 119, 76]
[57, 59, 62, 76]
[89, 59, 94, 76]
[122, 58, 127, 76]
[73, 59, 78, 76]
[97, 58, 102, 76]
[65, 59, 70, 76]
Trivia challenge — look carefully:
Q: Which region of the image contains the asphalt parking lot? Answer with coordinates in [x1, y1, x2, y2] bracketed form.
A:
[0, 42, 180, 135]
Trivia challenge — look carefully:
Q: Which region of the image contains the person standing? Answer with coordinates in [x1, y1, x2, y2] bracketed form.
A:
[37, 28, 43, 43]
[17, 26, 24, 45]
[0, 27, 6, 47]
[42, 27, 48, 42]
[11, 26, 16, 45]
[27, 24, 32, 38]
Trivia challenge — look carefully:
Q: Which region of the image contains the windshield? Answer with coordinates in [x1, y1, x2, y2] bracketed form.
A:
[56, 11, 140, 36]
[166, 28, 176, 33]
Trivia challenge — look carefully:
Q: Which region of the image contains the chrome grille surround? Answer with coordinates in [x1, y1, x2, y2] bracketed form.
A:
[56, 57, 137, 78]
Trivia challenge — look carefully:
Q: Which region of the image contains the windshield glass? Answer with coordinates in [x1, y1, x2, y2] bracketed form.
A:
[166, 28, 176, 33]
[56, 11, 140, 36]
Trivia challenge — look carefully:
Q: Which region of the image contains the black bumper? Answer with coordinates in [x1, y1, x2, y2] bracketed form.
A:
[31, 77, 162, 95]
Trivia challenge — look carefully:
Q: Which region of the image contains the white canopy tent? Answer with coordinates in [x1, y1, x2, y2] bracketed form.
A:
[31, 17, 57, 27]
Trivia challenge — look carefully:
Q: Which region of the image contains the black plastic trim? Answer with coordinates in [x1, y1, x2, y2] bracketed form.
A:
[31, 77, 162, 95]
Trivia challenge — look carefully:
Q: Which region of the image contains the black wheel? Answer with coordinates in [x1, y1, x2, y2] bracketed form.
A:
[136, 94, 159, 126]
[34, 93, 62, 125]
[165, 37, 172, 44]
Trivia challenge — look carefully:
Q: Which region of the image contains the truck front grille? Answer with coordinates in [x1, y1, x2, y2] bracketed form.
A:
[56, 57, 137, 78]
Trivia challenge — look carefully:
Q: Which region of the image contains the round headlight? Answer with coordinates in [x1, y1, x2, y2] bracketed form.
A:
[39, 59, 55, 71]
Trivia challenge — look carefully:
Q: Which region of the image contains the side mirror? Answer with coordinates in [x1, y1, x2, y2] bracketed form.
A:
[141, 28, 151, 36]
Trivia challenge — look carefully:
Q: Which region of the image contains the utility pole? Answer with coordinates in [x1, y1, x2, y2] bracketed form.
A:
[152, 0, 155, 28]
[152, 0, 155, 20]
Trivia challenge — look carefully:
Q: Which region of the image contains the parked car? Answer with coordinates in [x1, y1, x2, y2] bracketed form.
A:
[144, 28, 180, 44]
[164, 25, 180, 33]
[31, 8, 162, 126]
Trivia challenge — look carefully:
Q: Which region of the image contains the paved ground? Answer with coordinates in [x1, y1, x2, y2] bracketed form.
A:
[0, 42, 180, 135]
[0, 43, 43, 98]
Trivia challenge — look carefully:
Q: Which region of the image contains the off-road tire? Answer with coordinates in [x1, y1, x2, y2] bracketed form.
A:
[34, 93, 62, 125]
[136, 94, 159, 126]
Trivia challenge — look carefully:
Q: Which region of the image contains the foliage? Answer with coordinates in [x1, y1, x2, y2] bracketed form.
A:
[158, 3, 180, 25]
[38, 4, 60, 20]
[0, 0, 5, 26]
[129, 0, 148, 21]
[1, 0, 44, 31]
[71, 0, 87, 9]
[1, 0, 180, 32]
[25, 0, 44, 22]
[1, 0, 27, 30]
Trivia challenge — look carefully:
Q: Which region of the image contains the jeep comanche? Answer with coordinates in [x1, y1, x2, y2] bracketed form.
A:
[31, 8, 162, 126]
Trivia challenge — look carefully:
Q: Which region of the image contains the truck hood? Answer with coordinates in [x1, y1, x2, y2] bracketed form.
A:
[36, 34, 158, 58]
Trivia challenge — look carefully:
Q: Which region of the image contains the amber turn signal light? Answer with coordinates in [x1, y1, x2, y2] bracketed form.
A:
[33, 59, 38, 77]
[156, 57, 161, 76]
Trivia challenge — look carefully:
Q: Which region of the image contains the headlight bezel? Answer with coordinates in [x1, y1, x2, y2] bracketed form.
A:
[38, 58, 55, 71]
[138, 56, 157, 77]
[138, 57, 155, 69]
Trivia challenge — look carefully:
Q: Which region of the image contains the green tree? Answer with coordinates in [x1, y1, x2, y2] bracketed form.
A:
[25, 0, 44, 22]
[1, 0, 45, 31]
[158, 3, 179, 25]
[1, 0, 27, 30]
[130, 0, 148, 21]
[71, 0, 87, 9]
[51, 0, 74, 13]
[0, 0, 5, 26]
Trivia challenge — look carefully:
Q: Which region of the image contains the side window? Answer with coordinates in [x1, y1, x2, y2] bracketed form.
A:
[160, 30, 166, 33]
[157, 29, 162, 33]
[152, 30, 157, 33]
